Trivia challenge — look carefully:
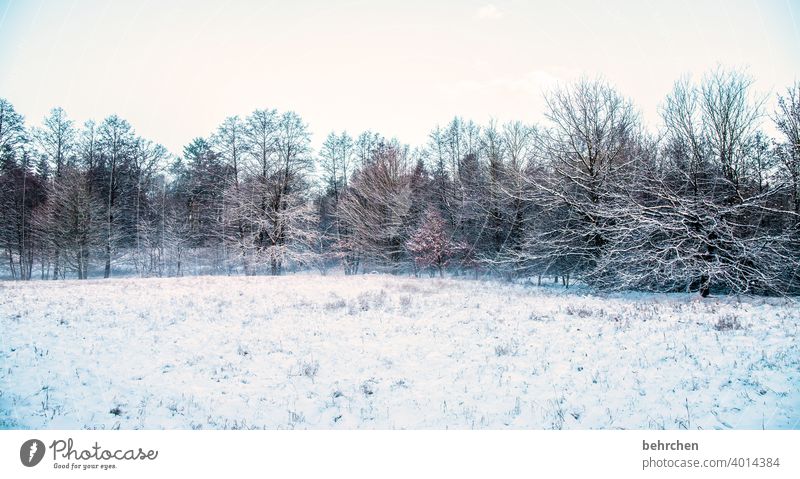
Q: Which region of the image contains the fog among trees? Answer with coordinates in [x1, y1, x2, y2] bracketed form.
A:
[2, 69, 799, 295]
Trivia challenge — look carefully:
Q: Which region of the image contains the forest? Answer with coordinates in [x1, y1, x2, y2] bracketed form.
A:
[1, 68, 799, 295]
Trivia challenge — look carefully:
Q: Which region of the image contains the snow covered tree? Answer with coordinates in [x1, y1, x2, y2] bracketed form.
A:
[336, 141, 411, 273]
[31, 107, 77, 278]
[1, 147, 48, 280]
[221, 110, 313, 275]
[95, 115, 137, 278]
[319, 131, 353, 201]
[592, 69, 799, 295]
[518, 78, 639, 287]
[261, 111, 313, 275]
[316, 131, 355, 271]
[0, 70, 798, 292]
[33, 167, 103, 279]
[775, 82, 800, 215]
[211, 115, 249, 272]
[126, 138, 168, 276]
[478, 121, 536, 277]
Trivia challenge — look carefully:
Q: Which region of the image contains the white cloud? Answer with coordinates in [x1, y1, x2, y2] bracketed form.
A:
[474, 4, 503, 20]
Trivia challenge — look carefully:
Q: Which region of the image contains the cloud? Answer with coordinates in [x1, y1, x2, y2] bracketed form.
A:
[474, 4, 503, 20]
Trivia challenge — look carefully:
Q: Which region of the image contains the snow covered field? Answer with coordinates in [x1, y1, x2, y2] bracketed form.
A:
[1, 275, 798, 429]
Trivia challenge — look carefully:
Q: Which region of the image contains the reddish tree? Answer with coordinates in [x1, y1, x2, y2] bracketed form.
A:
[406, 207, 464, 277]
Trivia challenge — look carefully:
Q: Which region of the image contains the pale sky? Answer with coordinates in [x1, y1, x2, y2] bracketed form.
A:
[1, 0, 798, 154]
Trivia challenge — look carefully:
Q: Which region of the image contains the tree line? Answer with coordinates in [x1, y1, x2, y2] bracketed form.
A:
[1, 68, 798, 294]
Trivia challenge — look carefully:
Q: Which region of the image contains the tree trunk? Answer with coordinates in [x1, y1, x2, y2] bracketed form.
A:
[104, 243, 111, 278]
[52, 250, 60, 280]
[700, 273, 710, 297]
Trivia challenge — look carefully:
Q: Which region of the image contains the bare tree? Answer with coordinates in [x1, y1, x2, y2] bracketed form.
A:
[319, 131, 353, 200]
[699, 68, 764, 193]
[337, 141, 411, 273]
[1, 71, 797, 293]
[97, 115, 135, 278]
[775, 82, 800, 215]
[33, 108, 77, 279]
[595, 69, 797, 295]
[34, 108, 75, 177]
[522, 78, 639, 286]
[130, 139, 168, 276]
[33, 167, 103, 279]
[223, 110, 313, 275]
[406, 206, 465, 277]
[213, 115, 248, 272]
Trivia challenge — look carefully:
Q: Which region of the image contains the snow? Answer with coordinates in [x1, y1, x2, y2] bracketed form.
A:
[1, 275, 798, 429]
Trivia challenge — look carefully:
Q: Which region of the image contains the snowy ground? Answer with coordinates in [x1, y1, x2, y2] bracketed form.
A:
[1, 274, 798, 429]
